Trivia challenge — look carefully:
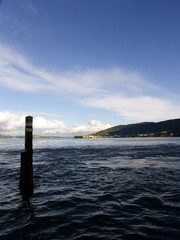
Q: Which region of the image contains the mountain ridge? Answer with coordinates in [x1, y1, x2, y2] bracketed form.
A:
[76, 118, 180, 138]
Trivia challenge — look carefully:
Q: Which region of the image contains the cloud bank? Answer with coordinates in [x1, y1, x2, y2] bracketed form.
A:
[0, 111, 113, 135]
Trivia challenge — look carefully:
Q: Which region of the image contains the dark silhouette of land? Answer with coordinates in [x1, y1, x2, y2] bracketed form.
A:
[75, 118, 180, 138]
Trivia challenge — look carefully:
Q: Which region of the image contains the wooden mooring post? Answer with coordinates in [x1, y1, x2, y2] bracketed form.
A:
[19, 116, 33, 195]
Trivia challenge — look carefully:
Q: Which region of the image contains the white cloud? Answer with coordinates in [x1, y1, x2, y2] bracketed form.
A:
[0, 44, 180, 123]
[0, 111, 112, 135]
[70, 120, 113, 134]
[0, 44, 105, 95]
[0, 111, 25, 133]
[0, 111, 69, 135]
[0, 44, 157, 97]
[83, 95, 180, 122]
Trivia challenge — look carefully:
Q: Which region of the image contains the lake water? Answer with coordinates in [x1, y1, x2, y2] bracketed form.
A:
[0, 137, 180, 240]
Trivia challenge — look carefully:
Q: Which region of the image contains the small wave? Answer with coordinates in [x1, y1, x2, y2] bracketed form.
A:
[1, 139, 180, 239]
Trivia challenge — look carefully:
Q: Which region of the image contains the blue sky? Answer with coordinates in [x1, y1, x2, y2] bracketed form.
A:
[0, 0, 180, 136]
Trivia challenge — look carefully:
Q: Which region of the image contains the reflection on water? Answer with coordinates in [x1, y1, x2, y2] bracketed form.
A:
[0, 138, 180, 239]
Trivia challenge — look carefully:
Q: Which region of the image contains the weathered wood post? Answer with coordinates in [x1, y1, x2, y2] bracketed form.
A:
[19, 116, 33, 195]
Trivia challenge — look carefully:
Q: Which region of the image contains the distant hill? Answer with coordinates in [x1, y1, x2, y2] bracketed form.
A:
[77, 118, 180, 138]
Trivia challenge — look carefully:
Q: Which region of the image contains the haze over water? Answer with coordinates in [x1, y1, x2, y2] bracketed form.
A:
[0, 137, 180, 240]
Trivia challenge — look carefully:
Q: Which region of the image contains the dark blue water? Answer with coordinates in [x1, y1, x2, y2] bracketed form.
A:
[0, 138, 180, 240]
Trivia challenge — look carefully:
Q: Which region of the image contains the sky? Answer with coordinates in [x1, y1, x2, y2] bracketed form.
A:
[0, 0, 180, 136]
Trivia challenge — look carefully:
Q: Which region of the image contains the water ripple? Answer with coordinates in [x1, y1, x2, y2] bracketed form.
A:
[0, 138, 180, 239]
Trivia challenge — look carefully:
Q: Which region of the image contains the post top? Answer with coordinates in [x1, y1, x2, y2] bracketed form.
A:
[26, 116, 33, 119]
